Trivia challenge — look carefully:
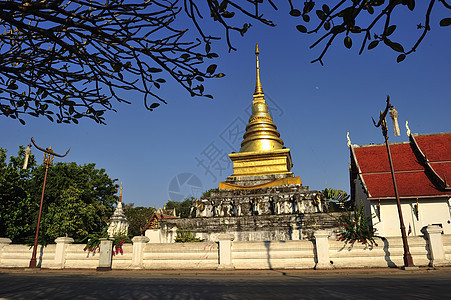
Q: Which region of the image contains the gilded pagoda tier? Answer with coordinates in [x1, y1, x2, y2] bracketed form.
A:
[239, 98, 284, 153]
[229, 149, 292, 177]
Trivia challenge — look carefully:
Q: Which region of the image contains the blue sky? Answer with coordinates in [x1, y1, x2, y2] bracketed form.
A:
[1, 2, 450, 208]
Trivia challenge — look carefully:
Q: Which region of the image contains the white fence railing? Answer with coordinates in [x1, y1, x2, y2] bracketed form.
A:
[0, 225, 449, 270]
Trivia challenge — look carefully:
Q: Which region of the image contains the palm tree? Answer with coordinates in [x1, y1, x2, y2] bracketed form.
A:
[321, 188, 351, 212]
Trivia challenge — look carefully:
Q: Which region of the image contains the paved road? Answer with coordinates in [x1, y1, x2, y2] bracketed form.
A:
[1, 268, 450, 299]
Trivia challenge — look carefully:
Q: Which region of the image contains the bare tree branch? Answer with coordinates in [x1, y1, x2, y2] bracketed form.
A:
[1, 0, 449, 124]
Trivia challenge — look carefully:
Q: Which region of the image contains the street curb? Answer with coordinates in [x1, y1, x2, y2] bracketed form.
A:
[1, 266, 451, 278]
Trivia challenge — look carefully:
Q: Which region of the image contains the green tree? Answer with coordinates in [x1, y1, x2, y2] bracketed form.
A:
[322, 188, 351, 212]
[166, 197, 195, 218]
[43, 186, 102, 242]
[0, 146, 37, 242]
[123, 204, 155, 237]
[26, 162, 119, 243]
[175, 227, 201, 243]
[0, 145, 118, 243]
[201, 188, 219, 198]
[165, 189, 218, 218]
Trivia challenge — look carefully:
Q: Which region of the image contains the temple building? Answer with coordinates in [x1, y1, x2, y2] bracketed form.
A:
[350, 131, 451, 237]
[156, 45, 338, 242]
[144, 207, 179, 243]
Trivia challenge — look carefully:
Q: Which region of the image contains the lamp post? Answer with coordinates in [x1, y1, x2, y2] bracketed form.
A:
[372, 96, 415, 269]
[28, 137, 70, 269]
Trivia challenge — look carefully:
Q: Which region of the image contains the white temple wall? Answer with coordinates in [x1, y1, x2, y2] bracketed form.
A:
[328, 236, 430, 268]
[444, 235, 451, 262]
[354, 178, 451, 237]
[231, 240, 315, 269]
[145, 229, 162, 243]
[0, 244, 55, 268]
[1, 228, 451, 270]
[141, 242, 218, 269]
[372, 199, 451, 237]
[64, 244, 99, 269]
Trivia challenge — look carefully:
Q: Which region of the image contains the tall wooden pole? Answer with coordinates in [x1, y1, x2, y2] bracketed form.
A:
[28, 138, 70, 269]
[382, 125, 415, 268]
[373, 96, 415, 269]
[29, 163, 49, 268]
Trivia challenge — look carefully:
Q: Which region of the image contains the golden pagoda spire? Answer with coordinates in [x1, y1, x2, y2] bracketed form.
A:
[254, 43, 263, 96]
[225, 44, 294, 179]
[239, 44, 285, 153]
[119, 181, 123, 203]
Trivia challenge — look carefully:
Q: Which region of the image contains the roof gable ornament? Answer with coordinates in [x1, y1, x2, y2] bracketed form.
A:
[347, 131, 352, 148]
[406, 121, 411, 137]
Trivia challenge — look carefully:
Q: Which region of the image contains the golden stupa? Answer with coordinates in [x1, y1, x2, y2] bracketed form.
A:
[220, 44, 301, 189]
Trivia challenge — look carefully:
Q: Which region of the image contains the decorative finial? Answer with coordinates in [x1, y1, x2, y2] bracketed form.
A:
[389, 106, 400, 136]
[23, 144, 32, 170]
[254, 43, 263, 95]
[347, 131, 352, 148]
[119, 181, 123, 202]
[405, 120, 411, 136]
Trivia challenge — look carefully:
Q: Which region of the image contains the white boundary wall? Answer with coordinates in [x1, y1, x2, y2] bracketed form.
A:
[1, 226, 450, 270]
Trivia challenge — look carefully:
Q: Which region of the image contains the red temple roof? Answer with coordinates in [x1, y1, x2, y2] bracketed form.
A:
[351, 132, 451, 200]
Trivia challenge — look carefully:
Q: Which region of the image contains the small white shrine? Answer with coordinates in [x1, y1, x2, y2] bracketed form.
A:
[107, 182, 129, 237]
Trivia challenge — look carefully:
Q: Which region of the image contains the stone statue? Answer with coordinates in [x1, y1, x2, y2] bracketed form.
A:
[212, 200, 223, 217]
[224, 201, 232, 217]
[253, 198, 261, 216]
[290, 196, 297, 214]
[283, 201, 291, 214]
[297, 200, 304, 214]
[234, 200, 242, 216]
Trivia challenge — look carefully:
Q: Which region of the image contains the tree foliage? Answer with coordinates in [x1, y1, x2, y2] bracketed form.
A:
[0, 0, 224, 124]
[322, 187, 351, 211]
[166, 197, 195, 218]
[123, 203, 155, 237]
[170, 0, 451, 65]
[290, 0, 451, 65]
[175, 226, 201, 243]
[0, 146, 118, 243]
[1, 1, 449, 124]
[189, 0, 450, 65]
[28, 161, 118, 243]
[42, 186, 101, 241]
[201, 188, 219, 198]
[337, 205, 378, 246]
[0, 146, 36, 241]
